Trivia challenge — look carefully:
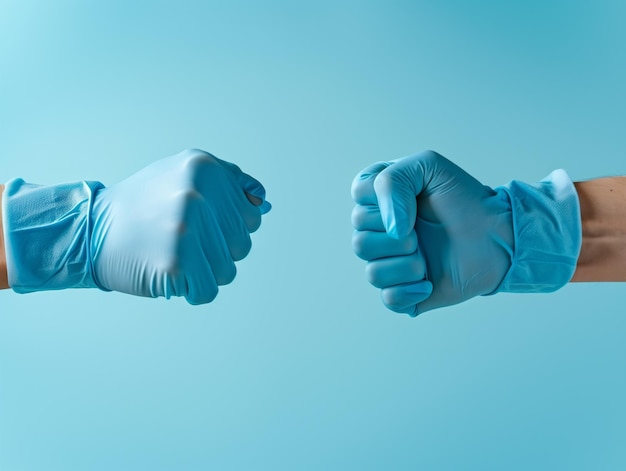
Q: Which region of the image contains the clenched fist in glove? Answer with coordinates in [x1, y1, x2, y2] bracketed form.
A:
[351, 150, 582, 316]
[2, 149, 270, 304]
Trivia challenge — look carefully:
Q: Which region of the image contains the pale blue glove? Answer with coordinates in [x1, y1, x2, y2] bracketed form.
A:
[3, 149, 270, 304]
[351, 150, 581, 316]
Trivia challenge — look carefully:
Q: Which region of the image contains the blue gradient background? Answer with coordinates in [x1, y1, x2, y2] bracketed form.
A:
[1, 1, 625, 470]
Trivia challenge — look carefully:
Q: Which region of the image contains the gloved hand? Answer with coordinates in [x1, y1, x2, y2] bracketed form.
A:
[2, 149, 271, 304]
[351, 150, 581, 316]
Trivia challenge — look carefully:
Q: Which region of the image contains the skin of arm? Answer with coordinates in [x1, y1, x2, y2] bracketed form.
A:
[571, 177, 626, 282]
[0, 184, 7, 289]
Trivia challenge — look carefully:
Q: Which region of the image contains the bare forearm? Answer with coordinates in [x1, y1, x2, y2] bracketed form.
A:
[0, 184, 8, 289]
[571, 177, 626, 282]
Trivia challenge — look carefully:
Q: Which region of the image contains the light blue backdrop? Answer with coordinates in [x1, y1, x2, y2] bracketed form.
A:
[1, 1, 625, 470]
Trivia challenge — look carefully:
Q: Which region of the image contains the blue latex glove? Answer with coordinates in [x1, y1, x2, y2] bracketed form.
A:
[351, 150, 581, 316]
[3, 149, 270, 304]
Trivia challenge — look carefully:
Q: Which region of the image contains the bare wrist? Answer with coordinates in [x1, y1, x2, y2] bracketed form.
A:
[571, 177, 626, 282]
[0, 184, 8, 289]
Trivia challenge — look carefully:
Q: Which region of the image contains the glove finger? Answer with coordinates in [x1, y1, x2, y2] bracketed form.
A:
[216, 157, 271, 213]
[196, 169, 262, 238]
[200, 181, 256, 260]
[191, 202, 240, 283]
[196, 154, 270, 221]
[238, 172, 269, 210]
[235, 194, 263, 234]
[246, 193, 262, 206]
[374, 150, 456, 238]
[375, 150, 484, 238]
[204, 174, 262, 234]
[365, 251, 427, 289]
[351, 204, 385, 231]
[373, 155, 428, 239]
[180, 235, 220, 305]
[381, 281, 434, 316]
[259, 200, 272, 214]
[209, 207, 254, 262]
[351, 161, 393, 205]
[352, 229, 417, 261]
[218, 171, 265, 233]
[245, 193, 272, 216]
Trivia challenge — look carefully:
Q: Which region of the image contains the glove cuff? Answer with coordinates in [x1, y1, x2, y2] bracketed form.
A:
[496, 169, 582, 293]
[2, 178, 104, 293]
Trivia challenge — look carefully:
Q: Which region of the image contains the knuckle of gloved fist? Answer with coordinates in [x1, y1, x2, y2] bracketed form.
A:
[176, 188, 204, 206]
[244, 211, 262, 233]
[214, 261, 238, 286]
[381, 286, 420, 313]
[380, 287, 415, 313]
[350, 180, 370, 204]
[223, 160, 243, 175]
[406, 149, 445, 167]
[352, 205, 386, 232]
[351, 205, 375, 230]
[372, 171, 394, 195]
[229, 236, 252, 261]
[187, 285, 219, 305]
[179, 147, 211, 161]
[352, 230, 375, 260]
[353, 231, 417, 260]
[365, 262, 392, 288]
[419, 149, 444, 161]
[351, 205, 364, 229]
[366, 254, 425, 288]
[179, 148, 220, 173]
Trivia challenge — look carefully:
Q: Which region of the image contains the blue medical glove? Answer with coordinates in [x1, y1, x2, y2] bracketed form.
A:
[351, 150, 581, 316]
[3, 149, 270, 304]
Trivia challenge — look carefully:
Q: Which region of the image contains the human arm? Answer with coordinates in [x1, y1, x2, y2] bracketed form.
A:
[1, 149, 270, 303]
[0, 184, 8, 290]
[571, 177, 626, 282]
[351, 150, 593, 316]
